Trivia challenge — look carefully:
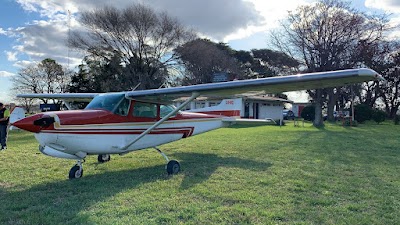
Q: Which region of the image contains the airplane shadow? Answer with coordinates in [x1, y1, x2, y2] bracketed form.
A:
[175, 152, 272, 189]
[0, 153, 271, 224]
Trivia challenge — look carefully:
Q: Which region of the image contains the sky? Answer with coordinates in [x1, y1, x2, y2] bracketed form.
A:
[0, 0, 399, 103]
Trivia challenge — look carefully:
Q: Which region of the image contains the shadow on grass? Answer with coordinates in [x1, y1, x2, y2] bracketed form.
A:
[175, 153, 272, 189]
[0, 153, 271, 225]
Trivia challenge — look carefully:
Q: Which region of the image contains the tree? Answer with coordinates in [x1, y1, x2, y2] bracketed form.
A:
[272, 0, 389, 126]
[175, 39, 242, 84]
[378, 51, 400, 118]
[9, 89, 35, 114]
[251, 49, 299, 76]
[11, 58, 70, 104]
[69, 4, 195, 90]
[353, 40, 398, 108]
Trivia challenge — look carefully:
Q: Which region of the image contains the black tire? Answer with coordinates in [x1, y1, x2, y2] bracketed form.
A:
[166, 160, 180, 175]
[69, 165, 83, 179]
[98, 154, 111, 163]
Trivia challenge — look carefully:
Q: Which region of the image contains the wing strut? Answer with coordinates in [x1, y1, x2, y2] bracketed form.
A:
[62, 99, 73, 110]
[119, 92, 200, 151]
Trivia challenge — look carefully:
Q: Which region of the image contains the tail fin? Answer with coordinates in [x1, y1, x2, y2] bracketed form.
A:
[188, 98, 242, 117]
[9, 107, 25, 130]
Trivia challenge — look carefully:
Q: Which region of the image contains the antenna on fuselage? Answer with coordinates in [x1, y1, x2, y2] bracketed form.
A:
[67, 9, 71, 69]
[131, 83, 141, 91]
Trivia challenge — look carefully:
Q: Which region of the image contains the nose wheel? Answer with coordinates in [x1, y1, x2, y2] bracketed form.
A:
[154, 147, 180, 175]
[69, 160, 84, 179]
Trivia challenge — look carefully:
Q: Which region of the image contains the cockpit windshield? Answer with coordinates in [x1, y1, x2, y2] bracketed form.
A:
[85, 93, 125, 112]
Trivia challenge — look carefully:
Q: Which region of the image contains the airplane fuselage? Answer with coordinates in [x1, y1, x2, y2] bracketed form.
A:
[14, 108, 228, 159]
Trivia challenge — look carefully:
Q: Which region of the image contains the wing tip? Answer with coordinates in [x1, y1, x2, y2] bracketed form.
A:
[358, 68, 384, 81]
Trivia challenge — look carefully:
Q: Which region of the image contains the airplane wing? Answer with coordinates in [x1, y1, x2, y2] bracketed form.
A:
[126, 68, 381, 102]
[17, 93, 100, 102]
[17, 68, 381, 103]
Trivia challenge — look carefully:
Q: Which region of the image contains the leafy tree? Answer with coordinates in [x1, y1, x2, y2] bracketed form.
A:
[272, 0, 389, 126]
[175, 39, 242, 84]
[69, 4, 195, 90]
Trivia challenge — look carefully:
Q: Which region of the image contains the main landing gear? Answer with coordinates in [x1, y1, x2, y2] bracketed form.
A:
[69, 159, 84, 179]
[68, 149, 178, 179]
[154, 147, 180, 175]
[97, 154, 111, 163]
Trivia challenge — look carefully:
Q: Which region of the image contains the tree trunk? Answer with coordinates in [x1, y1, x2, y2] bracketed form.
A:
[390, 105, 399, 119]
[313, 89, 324, 127]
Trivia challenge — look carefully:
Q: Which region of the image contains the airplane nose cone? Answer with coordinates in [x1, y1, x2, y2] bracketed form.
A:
[12, 114, 44, 133]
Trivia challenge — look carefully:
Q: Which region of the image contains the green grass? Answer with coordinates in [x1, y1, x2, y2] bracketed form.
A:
[1, 122, 400, 224]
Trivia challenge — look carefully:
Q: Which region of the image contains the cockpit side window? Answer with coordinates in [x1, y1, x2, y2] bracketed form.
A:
[133, 102, 157, 118]
[115, 98, 130, 116]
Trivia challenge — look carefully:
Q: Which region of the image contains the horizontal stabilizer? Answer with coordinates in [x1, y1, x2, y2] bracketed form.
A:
[17, 93, 99, 101]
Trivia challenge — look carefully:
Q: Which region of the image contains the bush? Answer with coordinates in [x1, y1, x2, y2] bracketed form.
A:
[343, 119, 358, 127]
[301, 105, 315, 121]
[372, 110, 386, 124]
[354, 104, 373, 123]
[394, 115, 400, 125]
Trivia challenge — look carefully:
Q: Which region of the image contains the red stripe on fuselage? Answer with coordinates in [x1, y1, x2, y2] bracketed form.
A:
[41, 127, 195, 137]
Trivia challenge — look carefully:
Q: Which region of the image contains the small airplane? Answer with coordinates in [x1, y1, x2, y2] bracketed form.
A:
[12, 68, 382, 179]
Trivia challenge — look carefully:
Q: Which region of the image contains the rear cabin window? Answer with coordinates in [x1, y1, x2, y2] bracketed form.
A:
[160, 105, 176, 118]
[133, 102, 157, 118]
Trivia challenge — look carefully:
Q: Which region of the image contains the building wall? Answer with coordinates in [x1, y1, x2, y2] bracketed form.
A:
[245, 101, 283, 120]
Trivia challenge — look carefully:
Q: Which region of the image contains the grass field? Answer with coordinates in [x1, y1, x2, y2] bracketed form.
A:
[1, 122, 400, 224]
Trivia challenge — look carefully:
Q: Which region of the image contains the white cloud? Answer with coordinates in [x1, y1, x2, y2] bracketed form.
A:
[13, 60, 37, 68]
[223, 0, 309, 42]
[8, 0, 274, 68]
[6, 51, 18, 61]
[13, 0, 266, 41]
[365, 0, 400, 13]
[365, 0, 400, 41]
[0, 28, 6, 35]
[0, 71, 15, 77]
[10, 18, 83, 69]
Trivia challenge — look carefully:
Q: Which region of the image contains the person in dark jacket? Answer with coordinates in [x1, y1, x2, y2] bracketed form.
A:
[0, 103, 10, 150]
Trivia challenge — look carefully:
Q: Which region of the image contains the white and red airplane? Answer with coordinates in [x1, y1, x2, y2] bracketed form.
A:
[12, 68, 381, 179]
